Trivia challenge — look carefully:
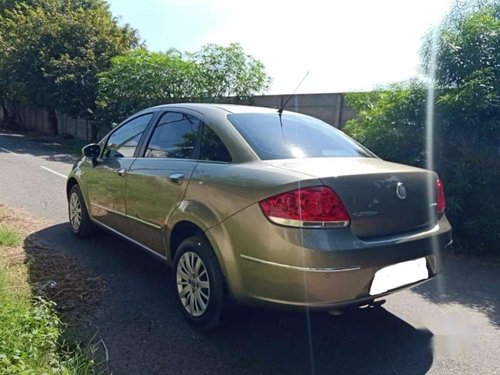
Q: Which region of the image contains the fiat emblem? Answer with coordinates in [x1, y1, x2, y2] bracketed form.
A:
[396, 182, 407, 200]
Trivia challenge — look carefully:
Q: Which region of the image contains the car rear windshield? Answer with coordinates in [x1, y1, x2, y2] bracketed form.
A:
[227, 113, 374, 160]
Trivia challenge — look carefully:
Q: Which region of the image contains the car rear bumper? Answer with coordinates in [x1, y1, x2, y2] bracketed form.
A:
[205, 203, 452, 309]
[236, 252, 449, 309]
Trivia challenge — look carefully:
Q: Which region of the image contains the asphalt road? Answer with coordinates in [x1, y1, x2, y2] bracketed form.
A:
[1, 131, 499, 375]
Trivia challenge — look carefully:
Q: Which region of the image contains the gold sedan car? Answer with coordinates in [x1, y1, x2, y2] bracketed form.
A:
[67, 104, 452, 329]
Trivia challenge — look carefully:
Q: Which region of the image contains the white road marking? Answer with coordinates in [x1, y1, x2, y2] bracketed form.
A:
[40, 165, 67, 179]
[0, 146, 18, 156]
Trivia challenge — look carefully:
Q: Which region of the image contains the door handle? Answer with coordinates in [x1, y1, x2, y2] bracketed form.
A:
[168, 173, 185, 185]
[117, 168, 127, 177]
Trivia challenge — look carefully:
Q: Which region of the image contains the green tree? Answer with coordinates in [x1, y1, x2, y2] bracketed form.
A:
[96, 49, 199, 128]
[190, 43, 271, 98]
[96, 43, 271, 129]
[0, 0, 33, 124]
[0, 0, 139, 136]
[0, 0, 33, 14]
[423, 0, 500, 139]
[345, 81, 428, 166]
[344, 2, 500, 253]
[430, 1, 500, 251]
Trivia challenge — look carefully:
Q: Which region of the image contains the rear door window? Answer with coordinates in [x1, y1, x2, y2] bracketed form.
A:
[145, 112, 201, 159]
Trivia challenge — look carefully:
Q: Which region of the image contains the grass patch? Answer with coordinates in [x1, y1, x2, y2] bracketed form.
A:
[0, 227, 22, 247]
[0, 282, 93, 373]
[0, 206, 99, 374]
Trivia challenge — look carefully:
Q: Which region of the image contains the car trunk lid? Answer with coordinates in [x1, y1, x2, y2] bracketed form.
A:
[264, 157, 439, 239]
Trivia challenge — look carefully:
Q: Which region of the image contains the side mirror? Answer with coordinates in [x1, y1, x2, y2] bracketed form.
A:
[82, 143, 101, 159]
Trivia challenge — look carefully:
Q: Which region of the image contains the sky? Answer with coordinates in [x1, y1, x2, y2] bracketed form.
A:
[107, 0, 453, 94]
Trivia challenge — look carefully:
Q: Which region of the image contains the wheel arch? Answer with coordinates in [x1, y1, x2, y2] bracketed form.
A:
[167, 220, 230, 285]
[66, 176, 91, 217]
[168, 221, 205, 263]
[66, 177, 79, 199]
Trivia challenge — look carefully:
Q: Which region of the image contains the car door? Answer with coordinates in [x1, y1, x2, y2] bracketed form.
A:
[125, 110, 202, 253]
[85, 113, 154, 234]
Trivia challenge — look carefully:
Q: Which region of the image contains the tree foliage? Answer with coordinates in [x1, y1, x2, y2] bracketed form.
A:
[96, 43, 270, 127]
[190, 43, 271, 98]
[424, 0, 500, 138]
[345, 81, 428, 166]
[0, 0, 271, 137]
[96, 49, 199, 127]
[0, 0, 139, 134]
[344, 2, 500, 253]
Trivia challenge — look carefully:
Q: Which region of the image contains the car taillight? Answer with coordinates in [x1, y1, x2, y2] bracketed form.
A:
[436, 178, 446, 214]
[259, 186, 350, 228]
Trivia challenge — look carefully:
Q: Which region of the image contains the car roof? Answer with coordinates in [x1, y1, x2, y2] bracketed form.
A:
[150, 103, 288, 115]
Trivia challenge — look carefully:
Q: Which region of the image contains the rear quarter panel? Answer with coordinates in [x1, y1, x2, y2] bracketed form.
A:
[180, 161, 322, 230]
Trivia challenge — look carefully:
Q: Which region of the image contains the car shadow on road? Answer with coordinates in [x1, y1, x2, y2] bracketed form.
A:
[411, 255, 500, 327]
[27, 223, 435, 375]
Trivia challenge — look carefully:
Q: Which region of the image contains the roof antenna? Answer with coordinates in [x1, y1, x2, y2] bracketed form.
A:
[277, 71, 310, 143]
[277, 71, 310, 116]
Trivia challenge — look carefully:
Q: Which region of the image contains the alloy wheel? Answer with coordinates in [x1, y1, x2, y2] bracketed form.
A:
[176, 251, 210, 317]
[69, 192, 82, 231]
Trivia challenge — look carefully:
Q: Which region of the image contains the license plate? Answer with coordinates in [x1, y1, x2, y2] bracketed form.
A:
[370, 257, 428, 296]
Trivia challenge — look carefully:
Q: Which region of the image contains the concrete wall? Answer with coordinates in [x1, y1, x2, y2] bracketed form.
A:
[56, 111, 93, 140]
[1, 93, 357, 141]
[1, 106, 53, 134]
[1, 105, 92, 140]
[212, 93, 356, 128]
[250, 93, 355, 128]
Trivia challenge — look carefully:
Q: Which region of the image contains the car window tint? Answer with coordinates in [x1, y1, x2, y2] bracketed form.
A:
[200, 125, 231, 162]
[145, 112, 201, 159]
[103, 114, 152, 159]
[227, 113, 374, 160]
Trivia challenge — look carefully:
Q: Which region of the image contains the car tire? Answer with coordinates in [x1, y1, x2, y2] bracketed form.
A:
[173, 235, 225, 330]
[68, 184, 95, 238]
